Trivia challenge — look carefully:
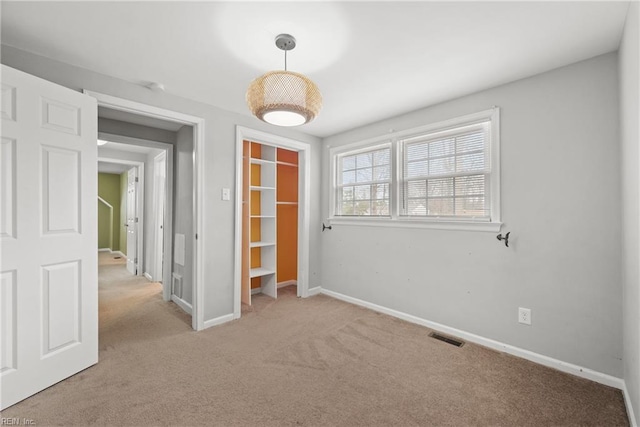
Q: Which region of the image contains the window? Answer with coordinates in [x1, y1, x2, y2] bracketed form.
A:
[335, 145, 391, 216]
[400, 122, 490, 220]
[330, 109, 500, 231]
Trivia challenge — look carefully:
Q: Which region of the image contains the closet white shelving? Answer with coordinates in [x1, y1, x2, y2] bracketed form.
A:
[243, 142, 277, 303]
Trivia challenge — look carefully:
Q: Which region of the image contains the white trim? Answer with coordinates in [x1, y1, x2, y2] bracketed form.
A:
[98, 248, 111, 252]
[203, 313, 235, 329]
[329, 218, 502, 232]
[307, 286, 322, 296]
[251, 287, 262, 295]
[144, 272, 153, 281]
[320, 288, 624, 390]
[277, 280, 297, 288]
[86, 90, 205, 331]
[112, 250, 125, 258]
[171, 294, 193, 315]
[233, 126, 312, 319]
[624, 381, 638, 427]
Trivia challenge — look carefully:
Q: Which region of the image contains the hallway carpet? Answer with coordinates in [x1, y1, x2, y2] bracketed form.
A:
[0, 253, 629, 426]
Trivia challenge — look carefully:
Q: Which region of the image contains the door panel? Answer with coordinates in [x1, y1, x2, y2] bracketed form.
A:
[0, 137, 16, 238]
[42, 146, 80, 233]
[0, 65, 97, 410]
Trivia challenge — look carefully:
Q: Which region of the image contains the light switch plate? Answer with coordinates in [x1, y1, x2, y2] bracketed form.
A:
[222, 188, 231, 201]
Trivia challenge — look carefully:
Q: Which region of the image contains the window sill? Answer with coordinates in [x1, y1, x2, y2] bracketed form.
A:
[327, 217, 502, 232]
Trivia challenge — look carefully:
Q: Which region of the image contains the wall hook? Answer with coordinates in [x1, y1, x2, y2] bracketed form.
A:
[322, 223, 332, 232]
[496, 231, 510, 247]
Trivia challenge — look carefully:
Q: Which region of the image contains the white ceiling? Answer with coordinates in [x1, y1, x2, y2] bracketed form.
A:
[99, 141, 160, 155]
[98, 161, 131, 175]
[98, 141, 161, 173]
[1, 1, 630, 138]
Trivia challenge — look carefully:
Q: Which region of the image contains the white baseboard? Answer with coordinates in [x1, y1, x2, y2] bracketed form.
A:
[251, 287, 262, 295]
[171, 294, 192, 315]
[307, 286, 322, 296]
[98, 248, 126, 258]
[143, 272, 153, 281]
[623, 381, 638, 427]
[203, 313, 234, 330]
[320, 288, 624, 390]
[278, 280, 297, 288]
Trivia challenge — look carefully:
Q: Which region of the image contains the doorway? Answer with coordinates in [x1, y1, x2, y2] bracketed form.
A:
[233, 126, 312, 319]
[87, 90, 205, 331]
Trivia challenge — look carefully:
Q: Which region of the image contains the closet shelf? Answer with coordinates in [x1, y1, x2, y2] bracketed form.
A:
[276, 201, 298, 205]
[251, 158, 275, 165]
[250, 215, 275, 218]
[250, 241, 275, 248]
[277, 160, 298, 168]
[250, 185, 276, 191]
[250, 268, 275, 278]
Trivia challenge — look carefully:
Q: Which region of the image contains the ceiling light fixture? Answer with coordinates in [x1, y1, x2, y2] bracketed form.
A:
[246, 34, 322, 127]
[97, 139, 109, 146]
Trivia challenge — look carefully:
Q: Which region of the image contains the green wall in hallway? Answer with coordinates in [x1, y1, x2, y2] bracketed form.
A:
[98, 173, 122, 251]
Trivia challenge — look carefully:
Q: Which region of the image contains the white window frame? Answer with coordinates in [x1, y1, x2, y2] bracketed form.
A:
[328, 108, 501, 232]
[334, 142, 393, 217]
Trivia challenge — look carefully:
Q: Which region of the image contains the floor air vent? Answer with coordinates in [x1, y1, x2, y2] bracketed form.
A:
[429, 332, 465, 347]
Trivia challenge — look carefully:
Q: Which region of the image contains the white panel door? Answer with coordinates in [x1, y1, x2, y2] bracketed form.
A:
[0, 65, 98, 410]
[153, 153, 166, 282]
[126, 167, 137, 275]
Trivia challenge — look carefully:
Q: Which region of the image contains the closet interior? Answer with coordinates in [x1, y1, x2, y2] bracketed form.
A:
[241, 140, 298, 305]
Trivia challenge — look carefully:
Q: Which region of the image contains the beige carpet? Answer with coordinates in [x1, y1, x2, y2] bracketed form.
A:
[0, 253, 629, 426]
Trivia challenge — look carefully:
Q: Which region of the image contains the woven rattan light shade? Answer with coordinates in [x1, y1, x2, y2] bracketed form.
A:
[246, 70, 322, 127]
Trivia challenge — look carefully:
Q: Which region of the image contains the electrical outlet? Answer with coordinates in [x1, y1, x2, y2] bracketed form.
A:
[221, 188, 231, 201]
[518, 307, 531, 325]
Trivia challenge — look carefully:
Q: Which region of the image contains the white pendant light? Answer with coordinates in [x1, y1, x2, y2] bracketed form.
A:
[246, 34, 322, 127]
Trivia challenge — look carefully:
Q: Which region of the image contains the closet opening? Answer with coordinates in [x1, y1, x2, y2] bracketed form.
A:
[241, 141, 299, 305]
[233, 127, 312, 318]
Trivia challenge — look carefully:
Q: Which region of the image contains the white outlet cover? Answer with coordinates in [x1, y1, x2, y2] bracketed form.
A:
[518, 307, 531, 325]
[221, 188, 231, 201]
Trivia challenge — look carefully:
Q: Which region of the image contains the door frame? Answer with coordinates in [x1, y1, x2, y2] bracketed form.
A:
[233, 126, 312, 319]
[86, 90, 205, 331]
[98, 133, 174, 298]
[97, 157, 144, 276]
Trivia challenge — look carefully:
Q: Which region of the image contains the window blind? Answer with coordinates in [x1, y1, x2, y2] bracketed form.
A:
[400, 123, 491, 219]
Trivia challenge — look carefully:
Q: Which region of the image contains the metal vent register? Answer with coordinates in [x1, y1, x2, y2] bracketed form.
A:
[429, 332, 465, 347]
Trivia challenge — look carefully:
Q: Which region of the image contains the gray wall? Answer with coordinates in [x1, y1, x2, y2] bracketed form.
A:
[1, 45, 323, 322]
[173, 125, 194, 304]
[620, 2, 640, 423]
[99, 117, 177, 145]
[321, 53, 622, 377]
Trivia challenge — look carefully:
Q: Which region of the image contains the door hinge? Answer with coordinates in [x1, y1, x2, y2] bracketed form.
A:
[135, 177, 139, 182]
[135, 217, 139, 223]
[195, 233, 198, 240]
[134, 257, 138, 264]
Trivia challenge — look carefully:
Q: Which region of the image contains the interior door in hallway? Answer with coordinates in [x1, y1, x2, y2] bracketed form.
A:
[126, 167, 138, 275]
[153, 152, 166, 282]
[0, 65, 98, 409]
